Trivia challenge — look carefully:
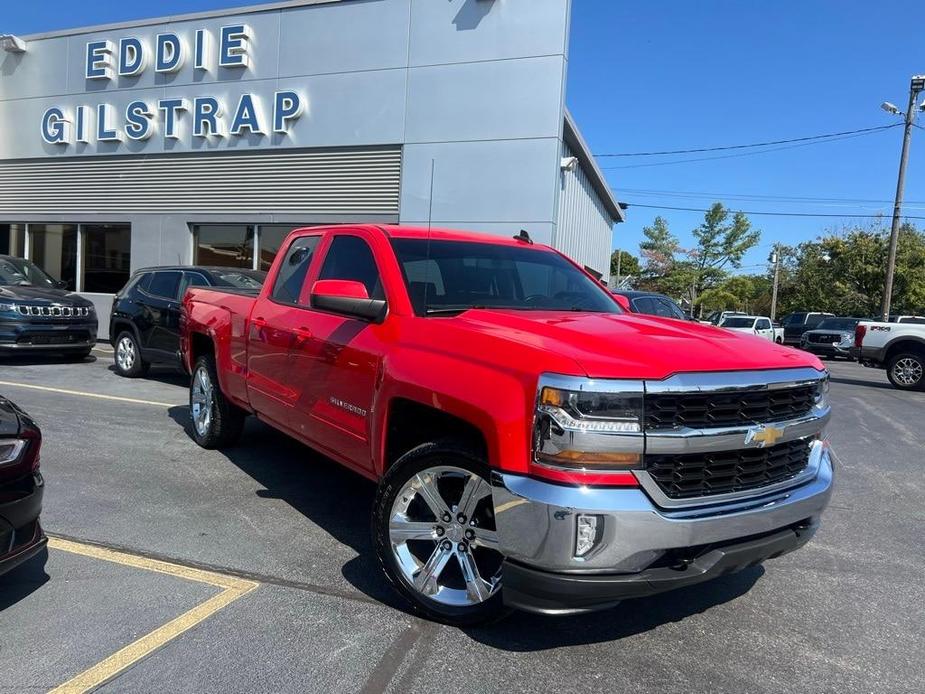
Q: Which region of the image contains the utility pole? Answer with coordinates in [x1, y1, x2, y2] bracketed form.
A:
[769, 244, 781, 321]
[881, 75, 925, 321]
[616, 249, 622, 283]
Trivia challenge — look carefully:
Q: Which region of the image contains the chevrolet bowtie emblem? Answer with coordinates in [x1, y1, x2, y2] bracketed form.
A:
[745, 424, 784, 448]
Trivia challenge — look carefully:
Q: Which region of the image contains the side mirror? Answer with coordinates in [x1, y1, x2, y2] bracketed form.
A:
[612, 294, 631, 312]
[310, 279, 387, 323]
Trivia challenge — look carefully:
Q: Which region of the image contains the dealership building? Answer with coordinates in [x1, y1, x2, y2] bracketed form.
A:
[0, 0, 623, 337]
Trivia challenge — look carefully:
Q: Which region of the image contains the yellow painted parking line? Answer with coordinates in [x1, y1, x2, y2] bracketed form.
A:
[0, 380, 178, 408]
[91, 346, 114, 353]
[47, 537, 258, 694]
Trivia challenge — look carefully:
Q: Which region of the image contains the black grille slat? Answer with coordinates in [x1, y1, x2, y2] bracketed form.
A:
[647, 439, 813, 499]
[645, 385, 816, 430]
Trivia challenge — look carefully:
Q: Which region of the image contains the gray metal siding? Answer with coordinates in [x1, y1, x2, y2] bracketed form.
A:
[0, 147, 401, 215]
[555, 142, 614, 280]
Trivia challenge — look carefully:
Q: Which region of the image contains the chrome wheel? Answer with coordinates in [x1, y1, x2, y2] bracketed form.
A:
[116, 336, 136, 372]
[892, 357, 923, 386]
[389, 465, 501, 607]
[190, 365, 213, 436]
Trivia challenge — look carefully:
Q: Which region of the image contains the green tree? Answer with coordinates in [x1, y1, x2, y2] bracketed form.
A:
[777, 223, 925, 316]
[688, 203, 761, 310]
[610, 250, 641, 281]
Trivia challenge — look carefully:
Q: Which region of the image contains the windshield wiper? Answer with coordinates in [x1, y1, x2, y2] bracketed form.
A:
[424, 306, 486, 316]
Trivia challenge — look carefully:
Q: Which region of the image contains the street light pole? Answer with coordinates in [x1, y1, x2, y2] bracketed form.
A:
[881, 76, 924, 321]
[769, 244, 781, 321]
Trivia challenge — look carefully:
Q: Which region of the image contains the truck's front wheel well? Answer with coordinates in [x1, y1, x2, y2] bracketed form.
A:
[189, 332, 216, 366]
[384, 398, 489, 471]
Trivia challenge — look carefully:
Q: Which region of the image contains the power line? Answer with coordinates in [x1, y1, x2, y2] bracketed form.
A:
[594, 123, 901, 157]
[600, 129, 898, 170]
[623, 202, 925, 220]
[618, 187, 925, 207]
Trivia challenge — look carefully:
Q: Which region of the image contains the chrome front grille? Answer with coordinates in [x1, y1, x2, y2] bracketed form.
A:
[15, 304, 91, 319]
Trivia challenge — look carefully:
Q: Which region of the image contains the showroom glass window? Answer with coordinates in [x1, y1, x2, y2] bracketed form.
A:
[83, 224, 131, 293]
[258, 225, 312, 272]
[192, 225, 255, 269]
[30, 224, 78, 290]
[0, 224, 26, 257]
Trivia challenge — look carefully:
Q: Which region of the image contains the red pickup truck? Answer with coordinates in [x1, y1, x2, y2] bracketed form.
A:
[181, 224, 833, 625]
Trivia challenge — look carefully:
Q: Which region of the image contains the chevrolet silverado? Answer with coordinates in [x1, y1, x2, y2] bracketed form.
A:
[181, 225, 833, 625]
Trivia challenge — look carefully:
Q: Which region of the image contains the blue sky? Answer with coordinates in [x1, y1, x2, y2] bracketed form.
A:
[4, 0, 925, 272]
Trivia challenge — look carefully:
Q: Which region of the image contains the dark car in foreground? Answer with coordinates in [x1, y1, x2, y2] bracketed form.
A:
[109, 266, 266, 377]
[0, 396, 45, 575]
[0, 255, 98, 359]
[801, 317, 864, 360]
[611, 290, 691, 320]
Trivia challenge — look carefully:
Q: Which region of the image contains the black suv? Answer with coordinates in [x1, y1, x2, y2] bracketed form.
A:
[0, 395, 45, 576]
[0, 255, 97, 359]
[109, 266, 265, 377]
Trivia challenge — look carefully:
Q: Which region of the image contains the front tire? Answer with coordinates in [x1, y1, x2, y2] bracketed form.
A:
[372, 442, 507, 626]
[189, 355, 245, 448]
[113, 331, 149, 377]
[886, 351, 925, 391]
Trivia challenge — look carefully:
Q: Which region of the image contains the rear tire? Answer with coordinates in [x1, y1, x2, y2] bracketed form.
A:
[113, 331, 149, 378]
[189, 355, 245, 448]
[372, 442, 508, 626]
[886, 351, 925, 391]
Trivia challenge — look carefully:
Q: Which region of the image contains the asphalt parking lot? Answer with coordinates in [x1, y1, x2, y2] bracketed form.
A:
[0, 350, 923, 693]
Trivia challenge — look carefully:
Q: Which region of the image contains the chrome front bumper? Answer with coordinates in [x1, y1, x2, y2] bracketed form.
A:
[492, 440, 833, 576]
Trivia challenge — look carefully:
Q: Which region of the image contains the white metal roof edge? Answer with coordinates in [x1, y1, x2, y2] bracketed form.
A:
[563, 108, 625, 224]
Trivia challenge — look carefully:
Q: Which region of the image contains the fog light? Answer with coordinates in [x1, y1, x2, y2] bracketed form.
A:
[576, 514, 601, 558]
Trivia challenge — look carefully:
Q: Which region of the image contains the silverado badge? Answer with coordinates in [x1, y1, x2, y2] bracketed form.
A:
[745, 424, 784, 448]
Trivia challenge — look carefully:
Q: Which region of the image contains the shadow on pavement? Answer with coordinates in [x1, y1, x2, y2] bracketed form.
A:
[0, 354, 97, 367]
[166, 406, 402, 609]
[829, 376, 894, 390]
[165, 405, 768, 641]
[0, 547, 50, 611]
[110, 364, 189, 387]
[464, 566, 763, 650]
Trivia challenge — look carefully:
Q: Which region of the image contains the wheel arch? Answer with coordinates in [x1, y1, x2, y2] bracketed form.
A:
[884, 336, 925, 363]
[381, 397, 489, 474]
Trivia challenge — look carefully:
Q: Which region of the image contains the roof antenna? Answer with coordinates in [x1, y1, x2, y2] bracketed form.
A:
[513, 229, 533, 244]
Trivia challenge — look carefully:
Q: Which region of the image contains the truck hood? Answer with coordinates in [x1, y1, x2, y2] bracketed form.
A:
[450, 310, 821, 380]
[0, 285, 92, 305]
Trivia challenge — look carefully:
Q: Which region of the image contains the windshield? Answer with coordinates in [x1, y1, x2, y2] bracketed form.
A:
[390, 239, 620, 315]
[783, 313, 806, 326]
[212, 269, 266, 289]
[816, 318, 858, 331]
[722, 317, 756, 328]
[0, 256, 59, 289]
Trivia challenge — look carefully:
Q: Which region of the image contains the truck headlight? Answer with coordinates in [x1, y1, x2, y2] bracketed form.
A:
[813, 376, 830, 410]
[534, 381, 644, 470]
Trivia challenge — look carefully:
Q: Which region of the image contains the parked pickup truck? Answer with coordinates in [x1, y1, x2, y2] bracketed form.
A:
[855, 319, 925, 390]
[181, 224, 833, 625]
[720, 315, 784, 343]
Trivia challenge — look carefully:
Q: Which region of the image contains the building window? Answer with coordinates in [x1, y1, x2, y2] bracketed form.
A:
[193, 224, 255, 269]
[30, 224, 79, 291]
[0, 224, 26, 257]
[257, 225, 312, 272]
[83, 224, 131, 293]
